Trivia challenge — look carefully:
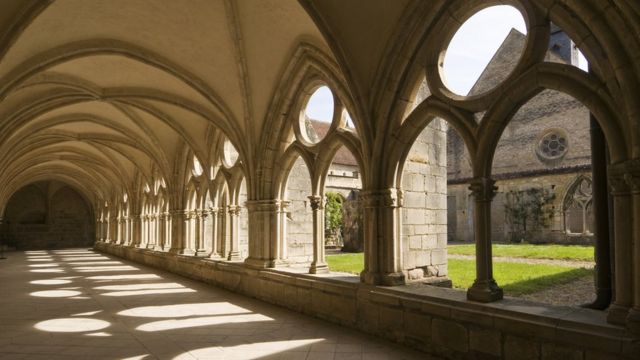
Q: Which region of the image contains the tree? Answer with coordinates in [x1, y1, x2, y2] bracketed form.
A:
[504, 187, 556, 243]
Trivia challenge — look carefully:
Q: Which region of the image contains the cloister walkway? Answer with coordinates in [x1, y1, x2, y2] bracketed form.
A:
[0, 249, 430, 360]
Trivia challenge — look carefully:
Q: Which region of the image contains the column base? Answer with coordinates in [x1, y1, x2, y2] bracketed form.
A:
[359, 271, 405, 286]
[194, 249, 209, 257]
[626, 308, 640, 333]
[227, 251, 242, 261]
[607, 304, 630, 325]
[244, 257, 275, 269]
[309, 262, 329, 274]
[208, 252, 224, 260]
[580, 288, 612, 310]
[146, 244, 156, 250]
[467, 279, 503, 302]
[179, 249, 196, 256]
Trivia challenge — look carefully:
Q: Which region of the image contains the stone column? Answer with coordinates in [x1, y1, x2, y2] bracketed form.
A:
[146, 215, 157, 249]
[96, 219, 103, 242]
[308, 195, 329, 274]
[607, 168, 633, 325]
[195, 210, 208, 256]
[582, 117, 612, 309]
[138, 215, 148, 248]
[182, 211, 196, 255]
[625, 163, 640, 333]
[157, 214, 165, 250]
[130, 213, 140, 247]
[226, 205, 242, 260]
[169, 209, 187, 254]
[207, 207, 221, 258]
[359, 189, 404, 286]
[163, 211, 172, 250]
[279, 201, 290, 262]
[244, 200, 282, 268]
[467, 177, 503, 302]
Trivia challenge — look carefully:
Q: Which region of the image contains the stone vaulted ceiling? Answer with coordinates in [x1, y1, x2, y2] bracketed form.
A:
[0, 0, 395, 209]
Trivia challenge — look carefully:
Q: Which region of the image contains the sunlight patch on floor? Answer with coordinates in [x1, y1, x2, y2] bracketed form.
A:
[31, 290, 82, 297]
[118, 302, 252, 318]
[30, 279, 72, 285]
[175, 339, 324, 360]
[137, 313, 274, 332]
[34, 318, 110, 332]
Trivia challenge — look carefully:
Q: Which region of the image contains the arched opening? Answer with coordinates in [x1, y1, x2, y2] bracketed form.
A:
[3, 181, 94, 250]
[488, 88, 597, 305]
[322, 144, 363, 274]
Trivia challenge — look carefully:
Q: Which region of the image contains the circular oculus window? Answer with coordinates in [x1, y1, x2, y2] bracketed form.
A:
[538, 130, 568, 159]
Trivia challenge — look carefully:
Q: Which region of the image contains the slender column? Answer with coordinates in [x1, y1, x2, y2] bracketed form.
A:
[308, 195, 329, 274]
[607, 168, 633, 325]
[182, 211, 196, 255]
[96, 219, 103, 242]
[163, 212, 172, 250]
[194, 210, 208, 256]
[129, 213, 140, 247]
[124, 216, 131, 245]
[226, 205, 242, 260]
[208, 207, 222, 258]
[244, 200, 282, 268]
[157, 214, 165, 250]
[146, 215, 157, 249]
[582, 117, 612, 309]
[467, 177, 503, 302]
[138, 215, 149, 248]
[279, 201, 290, 262]
[359, 189, 404, 286]
[169, 209, 187, 254]
[625, 162, 640, 333]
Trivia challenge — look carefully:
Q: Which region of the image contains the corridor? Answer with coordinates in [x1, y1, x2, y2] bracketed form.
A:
[0, 249, 428, 360]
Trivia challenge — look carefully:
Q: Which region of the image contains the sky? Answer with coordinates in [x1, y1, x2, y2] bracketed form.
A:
[305, 5, 588, 122]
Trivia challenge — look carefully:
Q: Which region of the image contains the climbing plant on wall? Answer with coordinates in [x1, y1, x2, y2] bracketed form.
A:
[504, 187, 556, 243]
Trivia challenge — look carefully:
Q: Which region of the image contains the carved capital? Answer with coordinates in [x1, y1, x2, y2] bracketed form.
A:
[624, 173, 640, 194]
[245, 199, 281, 213]
[609, 174, 631, 195]
[308, 195, 324, 210]
[469, 177, 497, 202]
[227, 205, 241, 216]
[360, 189, 401, 208]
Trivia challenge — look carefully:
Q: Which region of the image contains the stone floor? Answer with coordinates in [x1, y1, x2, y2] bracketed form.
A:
[0, 249, 433, 360]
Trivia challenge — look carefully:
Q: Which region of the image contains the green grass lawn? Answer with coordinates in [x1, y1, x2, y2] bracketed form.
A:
[448, 243, 594, 261]
[326, 253, 593, 295]
[447, 259, 592, 295]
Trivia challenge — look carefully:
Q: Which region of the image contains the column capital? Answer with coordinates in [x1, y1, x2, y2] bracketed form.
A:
[624, 173, 640, 194]
[360, 188, 403, 208]
[307, 195, 324, 210]
[609, 173, 631, 195]
[228, 205, 241, 216]
[245, 199, 282, 212]
[469, 177, 497, 202]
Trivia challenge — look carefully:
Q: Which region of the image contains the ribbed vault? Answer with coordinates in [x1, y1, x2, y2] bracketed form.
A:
[0, 0, 332, 213]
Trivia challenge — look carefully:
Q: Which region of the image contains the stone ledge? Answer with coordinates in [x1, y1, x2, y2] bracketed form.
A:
[95, 242, 638, 359]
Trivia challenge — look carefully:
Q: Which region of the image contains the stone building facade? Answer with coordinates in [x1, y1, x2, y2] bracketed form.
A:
[447, 27, 594, 244]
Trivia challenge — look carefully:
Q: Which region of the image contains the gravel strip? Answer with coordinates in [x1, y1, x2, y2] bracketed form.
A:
[448, 254, 595, 268]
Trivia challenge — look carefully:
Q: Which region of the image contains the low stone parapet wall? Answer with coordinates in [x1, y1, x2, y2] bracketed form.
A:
[95, 242, 638, 359]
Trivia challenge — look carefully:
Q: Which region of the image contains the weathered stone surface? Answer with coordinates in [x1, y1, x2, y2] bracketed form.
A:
[431, 318, 468, 353]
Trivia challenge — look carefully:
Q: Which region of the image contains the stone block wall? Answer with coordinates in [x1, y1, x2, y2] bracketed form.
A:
[401, 118, 448, 279]
[2, 181, 94, 249]
[448, 172, 594, 244]
[285, 156, 314, 264]
[96, 243, 638, 360]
